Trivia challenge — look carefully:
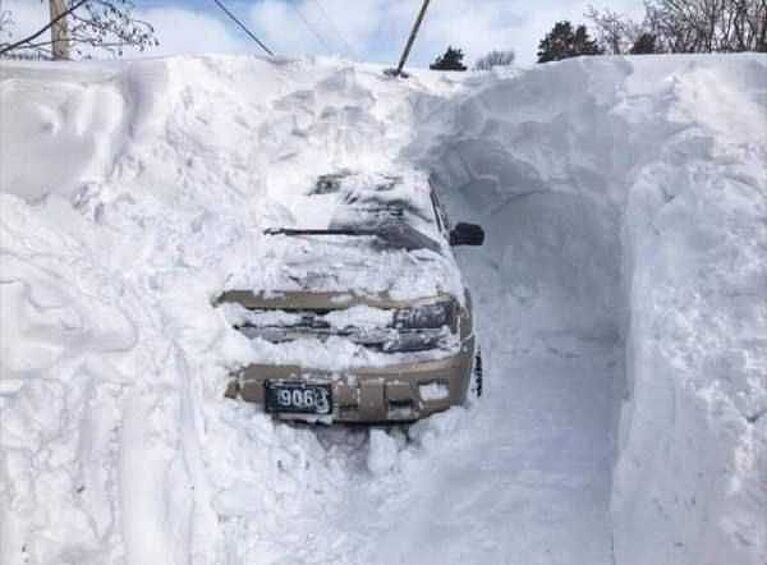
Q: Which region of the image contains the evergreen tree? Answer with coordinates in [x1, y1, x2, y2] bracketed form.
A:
[430, 46, 468, 71]
[629, 33, 658, 54]
[537, 21, 602, 63]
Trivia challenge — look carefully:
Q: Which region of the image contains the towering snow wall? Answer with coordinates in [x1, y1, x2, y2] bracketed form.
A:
[0, 55, 450, 565]
[410, 54, 767, 565]
[1, 53, 765, 565]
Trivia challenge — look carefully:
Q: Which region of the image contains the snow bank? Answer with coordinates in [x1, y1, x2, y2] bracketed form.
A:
[616, 59, 767, 563]
[1, 53, 765, 565]
[408, 54, 767, 565]
[0, 55, 461, 565]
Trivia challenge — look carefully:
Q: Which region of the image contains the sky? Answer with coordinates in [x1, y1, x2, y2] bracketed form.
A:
[2, 0, 645, 66]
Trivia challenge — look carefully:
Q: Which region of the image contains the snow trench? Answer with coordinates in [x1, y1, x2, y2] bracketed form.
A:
[407, 55, 767, 565]
[1, 54, 765, 565]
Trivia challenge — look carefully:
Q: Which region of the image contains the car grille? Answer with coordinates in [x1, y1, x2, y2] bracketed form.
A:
[232, 307, 456, 353]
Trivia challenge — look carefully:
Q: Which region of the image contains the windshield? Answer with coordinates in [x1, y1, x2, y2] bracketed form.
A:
[264, 221, 441, 253]
[264, 171, 443, 253]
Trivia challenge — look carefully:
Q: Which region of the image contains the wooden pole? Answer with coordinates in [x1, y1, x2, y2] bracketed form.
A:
[394, 0, 431, 76]
[49, 0, 70, 60]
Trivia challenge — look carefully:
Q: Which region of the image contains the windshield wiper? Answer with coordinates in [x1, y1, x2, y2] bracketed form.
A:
[264, 228, 367, 237]
[264, 223, 440, 253]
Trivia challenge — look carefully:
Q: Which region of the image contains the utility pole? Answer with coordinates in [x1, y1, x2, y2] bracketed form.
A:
[389, 0, 431, 77]
[49, 0, 70, 60]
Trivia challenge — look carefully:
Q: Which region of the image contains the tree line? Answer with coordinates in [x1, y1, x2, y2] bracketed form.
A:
[586, 0, 767, 56]
[432, 0, 767, 70]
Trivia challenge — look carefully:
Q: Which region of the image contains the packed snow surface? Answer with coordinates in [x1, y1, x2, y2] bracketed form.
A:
[1, 54, 765, 565]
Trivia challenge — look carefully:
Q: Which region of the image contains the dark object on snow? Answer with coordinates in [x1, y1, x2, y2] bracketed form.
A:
[537, 21, 603, 63]
[264, 221, 442, 253]
[384, 68, 410, 79]
[430, 46, 468, 71]
[472, 347, 483, 398]
[311, 170, 352, 194]
[449, 222, 485, 247]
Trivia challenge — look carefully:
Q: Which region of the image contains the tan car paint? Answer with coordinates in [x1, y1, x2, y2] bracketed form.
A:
[218, 289, 477, 423]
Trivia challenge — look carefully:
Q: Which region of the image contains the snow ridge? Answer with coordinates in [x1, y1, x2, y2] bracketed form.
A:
[1, 54, 765, 565]
[409, 54, 767, 565]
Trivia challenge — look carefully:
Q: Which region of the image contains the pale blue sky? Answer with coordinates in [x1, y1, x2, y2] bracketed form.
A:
[4, 0, 644, 65]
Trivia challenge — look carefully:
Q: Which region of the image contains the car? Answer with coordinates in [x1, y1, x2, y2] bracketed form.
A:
[217, 170, 484, 423]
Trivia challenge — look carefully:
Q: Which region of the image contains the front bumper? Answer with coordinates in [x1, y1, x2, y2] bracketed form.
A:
[226, 337, 475, 423]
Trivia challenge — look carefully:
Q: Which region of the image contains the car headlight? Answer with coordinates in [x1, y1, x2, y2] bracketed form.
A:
[392, 300, 456, 330]
[381, 328, 451, 352]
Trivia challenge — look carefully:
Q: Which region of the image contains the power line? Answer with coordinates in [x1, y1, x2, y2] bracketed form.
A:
[212, 0, 273, 56]
[307, 0, 357, 59]
[288, 1, 335, 55]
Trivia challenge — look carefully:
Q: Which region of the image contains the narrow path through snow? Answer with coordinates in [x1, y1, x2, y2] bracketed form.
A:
[209, 175, 620, 565]
[197, 60, 623, 565]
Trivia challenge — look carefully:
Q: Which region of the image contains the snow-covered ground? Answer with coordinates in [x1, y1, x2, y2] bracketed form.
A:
[1, 54, 765, 565]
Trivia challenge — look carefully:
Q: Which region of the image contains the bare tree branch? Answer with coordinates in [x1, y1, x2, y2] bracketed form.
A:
[585, 0, 767, 55]
[1, 0, 157, 59]
[0, 0, 88, 56]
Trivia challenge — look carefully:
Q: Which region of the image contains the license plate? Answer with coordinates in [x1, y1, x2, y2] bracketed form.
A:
[264, 381, 333, 415]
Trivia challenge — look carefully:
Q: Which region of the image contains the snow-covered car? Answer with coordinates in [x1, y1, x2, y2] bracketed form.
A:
[218, 171, 484, 422]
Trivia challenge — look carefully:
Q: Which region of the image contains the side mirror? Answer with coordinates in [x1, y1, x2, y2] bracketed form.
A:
[449, 222, 485, 246]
